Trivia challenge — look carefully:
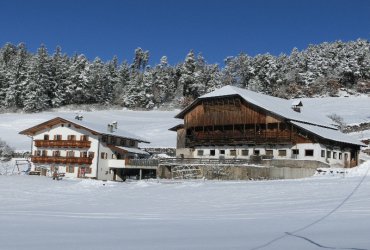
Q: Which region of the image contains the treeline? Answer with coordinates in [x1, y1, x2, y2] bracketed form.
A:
[0, 39, 369, 112]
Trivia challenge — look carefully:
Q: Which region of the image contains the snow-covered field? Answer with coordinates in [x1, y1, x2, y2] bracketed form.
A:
[0, 96, 370, 249]
[1, 161, 370, 250]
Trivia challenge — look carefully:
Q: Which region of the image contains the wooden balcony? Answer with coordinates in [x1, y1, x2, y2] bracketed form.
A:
[31, 156, 93, 165]
[34, 140, 91, 148]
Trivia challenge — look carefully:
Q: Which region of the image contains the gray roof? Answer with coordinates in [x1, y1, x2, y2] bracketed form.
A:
[290, 121, 365, 146]
[199, 85, 336, 128]
[115, 146, 150, 155]
[175, 85, 365, 147]
[58, 116, 149, 143]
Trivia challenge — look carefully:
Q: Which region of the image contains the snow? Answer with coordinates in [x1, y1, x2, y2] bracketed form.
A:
[290, 121, 365, 146]
[115, 146, 150, 155]
[300, 96, 370, 126]
[199, 85, 337, 128]
[1, 161, 370, 249]
[56, 115, 149, 142]
[0, 110, 179, 151]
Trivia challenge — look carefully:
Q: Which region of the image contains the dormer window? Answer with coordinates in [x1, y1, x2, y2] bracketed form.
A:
[44, 134, 49, 140]
[291, 100, 303, 112]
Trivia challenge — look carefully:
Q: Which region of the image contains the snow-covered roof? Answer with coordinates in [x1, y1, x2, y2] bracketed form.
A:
[177, 85, 335, 129]
[290, 121, 365, 146]
[291, 100, 303, 106]
[115, 146, 150, 155]
[20, 116, 149, 143]
[59, 116, 148, 143]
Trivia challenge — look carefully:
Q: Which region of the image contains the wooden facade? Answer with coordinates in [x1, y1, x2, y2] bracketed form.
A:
[182, 96, 311, 147]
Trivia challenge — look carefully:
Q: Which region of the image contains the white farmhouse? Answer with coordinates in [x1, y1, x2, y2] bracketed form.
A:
[20, 116, 154, 180]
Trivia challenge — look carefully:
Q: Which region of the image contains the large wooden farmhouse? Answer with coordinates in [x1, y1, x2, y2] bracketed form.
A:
[19, 116, 154, 180]
[171, 85, 364, 168]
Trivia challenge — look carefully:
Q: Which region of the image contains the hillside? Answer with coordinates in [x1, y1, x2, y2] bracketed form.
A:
[0, 39, 369, 113]
[0, 95, 369, 152]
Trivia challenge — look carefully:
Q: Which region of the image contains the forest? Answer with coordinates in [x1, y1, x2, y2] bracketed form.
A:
[0, 39, 369, 112]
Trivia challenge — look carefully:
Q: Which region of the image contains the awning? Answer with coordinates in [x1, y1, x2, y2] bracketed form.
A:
[114, 146, 150, 155]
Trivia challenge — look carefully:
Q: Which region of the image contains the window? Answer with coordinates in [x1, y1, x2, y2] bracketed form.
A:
[66, 165, 74, 173]
[210, 149, 215, 156]
[54, 134, 62, 140]
[66, 151, 74, 157]
[67, 135, 76, 140]
[52, 150, 60, 157]
[110, 137, 116, 145]
[278, 150, 287, 156]
[220, 150, 225, 155]
[327, 151, 331, 158]
[130, 140, 135, 147]
[85, 167, 92, 174]
[241, 150, 249, 156]
[197, 150, 204, 156]
[80, 135, 89, 141]
[80, 151, 88, 158]
[333, 152, 337, 159]
[339, 153, 342, 160]
[321, 150, 325, 158]
[230, 150, 237, 156]
[305, 150, 314, 157]
[101, 152, 105, 159]
[42, 150, 48, 156]
[67, 124, 71, 127]
[34, 150, 41, 156]
[266, 150, 273, 156]
[88, 152, 95, 158]
[292, 149, 299, 155]
[254, 150, 260, 156]
[120, 139, 126, 146]
[44, 134, 49, 140]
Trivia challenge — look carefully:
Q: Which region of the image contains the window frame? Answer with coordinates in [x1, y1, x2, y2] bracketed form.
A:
[305, 149, 314, 157]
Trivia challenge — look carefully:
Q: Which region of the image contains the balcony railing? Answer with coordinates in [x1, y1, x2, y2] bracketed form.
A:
[34, 140, 91, 148]
[158, 158, 250, 166]
[31, 156, 93, 165]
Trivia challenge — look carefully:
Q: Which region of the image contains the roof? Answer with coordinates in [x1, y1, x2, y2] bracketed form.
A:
[19, 116, 149, 143]
[176, 85, 335, 129]
[115, 146, 150, 155]
[291, 100, 303, 106]
[168, 124, 184, 131]
[290, 121, 365, 146]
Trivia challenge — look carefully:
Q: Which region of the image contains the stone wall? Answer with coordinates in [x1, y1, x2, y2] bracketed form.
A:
[157, 159, 329, 180]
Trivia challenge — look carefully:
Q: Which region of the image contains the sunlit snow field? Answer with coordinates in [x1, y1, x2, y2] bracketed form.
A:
[0, 95, 370, 249]
[1, 163, 370, 250]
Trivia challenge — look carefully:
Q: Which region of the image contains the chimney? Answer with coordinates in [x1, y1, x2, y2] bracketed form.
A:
[291, 100, 303, 113]
[75, 114, 83, 121]
[112, 121, 118, 129]
[107, 124, 114, 133]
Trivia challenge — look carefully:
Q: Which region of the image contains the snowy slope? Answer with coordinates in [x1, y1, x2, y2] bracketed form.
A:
[0, 95, 369, 151]
[300, 96, 370, 125]
[0, 161, 369, 250]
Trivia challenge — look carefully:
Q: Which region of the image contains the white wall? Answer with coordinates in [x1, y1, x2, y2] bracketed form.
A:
[190, 143, 351, 167]
[32, 123, 100, 178]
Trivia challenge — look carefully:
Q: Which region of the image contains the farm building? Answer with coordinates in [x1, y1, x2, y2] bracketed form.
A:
[19, 116, 155, 181]
[170, 85, 364, 168]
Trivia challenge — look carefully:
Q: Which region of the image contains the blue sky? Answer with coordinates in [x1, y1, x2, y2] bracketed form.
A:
[1, 0, 369, 65]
